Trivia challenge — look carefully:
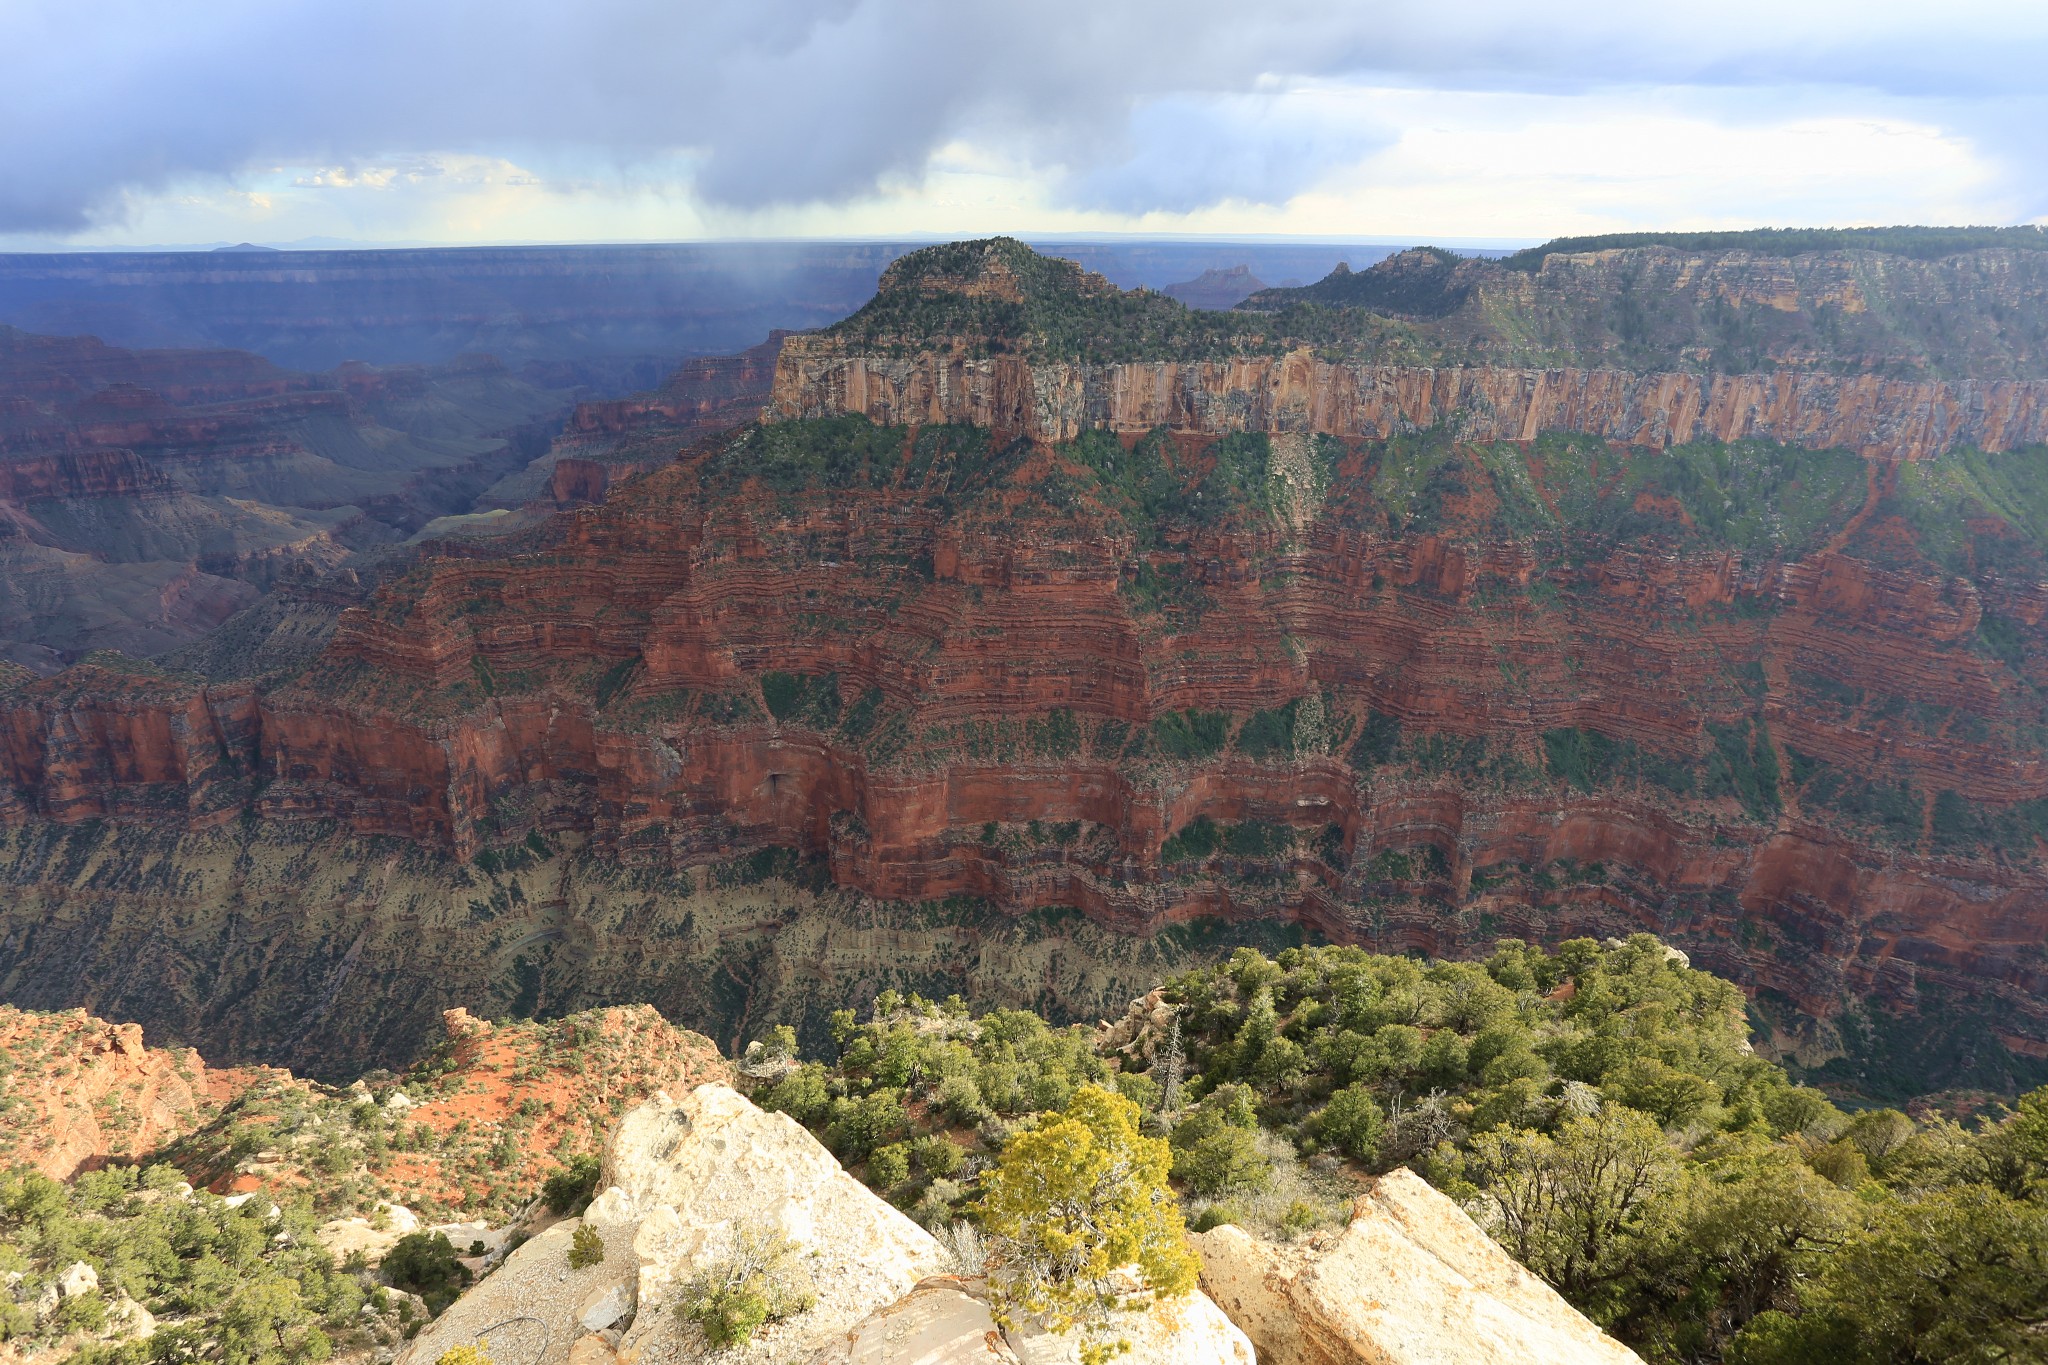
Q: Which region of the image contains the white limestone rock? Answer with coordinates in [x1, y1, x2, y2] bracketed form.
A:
[1193, 1167, 1643, 1365]
[815, 1272, 1251, 1365]
[1005, 1269, 1253, 1365]
[807, 1279, 1019, 1365]
[400, 1215, 635, 1365]
[316, 1203, 424, 1265]
[579, 1282, 635, 1333]
[402, 1084, 948, 1365]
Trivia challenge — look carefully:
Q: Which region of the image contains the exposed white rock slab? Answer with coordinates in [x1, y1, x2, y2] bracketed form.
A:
[579, 1282, 635, 1334]
[1193, 1168, 1642, 1365]
[401, 1084, 948, 1365]
[814, 1271, 1252, 1365]
[808, 1279, 1020, 1365]
[316, 1203, 425, 1264]
[400, 1216, 634, 1365]
[1004, 1267, 1253, 1365]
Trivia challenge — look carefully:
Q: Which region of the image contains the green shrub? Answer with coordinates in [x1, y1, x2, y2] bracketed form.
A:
[1316, 1086, 1385, 1162]
[936, 1074, 993, 1127]
[1152, 709, 1230, 761]
[760, 1064, 833, 1125]
[382, 1232, 469, 1313]
[869, 1143, 912, 1188]
[980, 1087, 1197, 1342]
[52, 1289, 108, 1335]
[676, 1225, 816, 1350]
[568, 1224, 605, 1270]
[543, 1154, 602, 1214]
[826, 1092, 907, 1160]
[1170, 1089, 1272, 1196]
[912, 1135, 964, 1178]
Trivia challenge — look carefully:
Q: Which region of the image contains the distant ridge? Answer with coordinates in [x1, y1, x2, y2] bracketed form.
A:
[210, 241, 281, 253]
[1163, 264, 1268, 310]
[1503, 224, 2048, 270]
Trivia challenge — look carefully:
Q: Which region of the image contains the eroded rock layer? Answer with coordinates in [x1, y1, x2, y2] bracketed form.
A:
[770, 350, 2048, 461]
[2, 407, 2045, 1084]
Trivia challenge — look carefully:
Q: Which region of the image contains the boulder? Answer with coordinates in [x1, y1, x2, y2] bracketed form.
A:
[57, 1262, 98, 1298]
[402, 1084, 949, 1365]
[579, 1282, 634, 1333]
[316, 1203, 424, 1265]
[399, 1215, 635, 1365]
[1192, 1168, 1642, 1365]
[109, 1293, 157, 1341]
[1005, 1269, 1253, 1365]
[813, 1273, 1252, 1365]
[808, 1279, 1019, 1364]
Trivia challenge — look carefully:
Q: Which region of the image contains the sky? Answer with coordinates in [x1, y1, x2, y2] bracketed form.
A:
[2, 0, 2044, 250]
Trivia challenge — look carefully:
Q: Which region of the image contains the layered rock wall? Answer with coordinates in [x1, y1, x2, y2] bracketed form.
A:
[770, 346, 2048, 460]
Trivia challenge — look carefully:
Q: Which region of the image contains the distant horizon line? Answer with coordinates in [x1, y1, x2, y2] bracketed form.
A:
[0, 231, 1544, 256]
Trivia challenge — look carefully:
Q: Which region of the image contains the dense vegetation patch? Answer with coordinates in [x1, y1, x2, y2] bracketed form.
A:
[1896, 443, 2048, 578]
[745, 939, 2048, 1365]
[0, 1166, 394, 1365]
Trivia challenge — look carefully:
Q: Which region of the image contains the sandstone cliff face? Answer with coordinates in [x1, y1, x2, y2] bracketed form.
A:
[1193, 1169, 1641, 1365]
[768, 346, 2048, 461]
[7, 239, 2048, 1088]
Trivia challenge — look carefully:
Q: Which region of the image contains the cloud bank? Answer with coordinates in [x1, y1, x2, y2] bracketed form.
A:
[1, 0, 2044, 238]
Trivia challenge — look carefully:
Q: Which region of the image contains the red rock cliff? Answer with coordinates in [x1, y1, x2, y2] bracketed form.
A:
[5, 419, 2043, 1053]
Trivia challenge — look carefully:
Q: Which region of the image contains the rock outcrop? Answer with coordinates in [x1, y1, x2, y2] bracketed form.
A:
[768, 348, 2048, 462]
[404, 1084, 951, 1365]
[816, 1272, 1256, 1365]
[1193, 1169, 1641, 1365]
[162, 1003, 731, 1224]
[0, 1005, 272, 1179]
[773, 236, 2048, 458]
[809, 1280, 1021, 1365]
[1004, 1279, 1254, 1365]
[409, 1085, 1256, 1365]
[6, 391, 2048, 1072]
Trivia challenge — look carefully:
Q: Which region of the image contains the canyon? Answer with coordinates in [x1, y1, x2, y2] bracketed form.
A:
[1, 236, 2045, 1100]
[0, 325, 575, 667]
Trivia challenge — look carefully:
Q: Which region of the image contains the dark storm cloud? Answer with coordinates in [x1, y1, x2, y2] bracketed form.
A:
[1, 0, 2043, 233]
